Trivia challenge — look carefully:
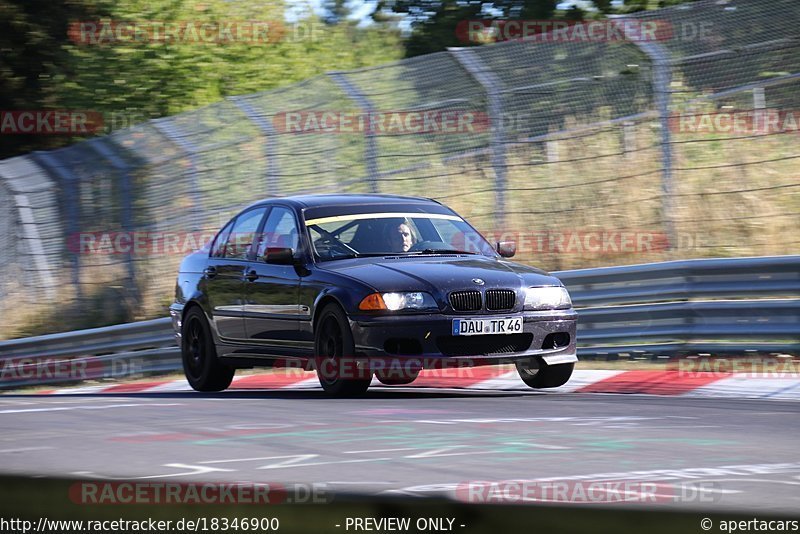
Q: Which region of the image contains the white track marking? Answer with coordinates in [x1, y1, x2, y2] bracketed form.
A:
[343, 448, 417, 454]
[52, 385, 110, 395]
[284, 377, 325, 389]
[74, 464, 235, 480]
[404, 446, 498, 459]
[199, 454, 393, 471]
[0, 446, 55, 453]
[200, 455, 318, 466]
[0, 403, 181, 414]
[146, 380, 193, 392]
[504, 441, 571, 450]
[258, 457, 391, 470]
[683, 377, 800, 400]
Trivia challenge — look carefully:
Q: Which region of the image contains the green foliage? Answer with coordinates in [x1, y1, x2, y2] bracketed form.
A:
[0, 0, 100, 157]
[403, 2, 484, 57]
[378, 0, 701, 57]
[0, 0, 403, 158]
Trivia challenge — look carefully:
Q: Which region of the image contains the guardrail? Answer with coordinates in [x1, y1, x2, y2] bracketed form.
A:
[559, 255, 800, 359]
[0, 319, 177, 389]
[1, 255, 798, 389]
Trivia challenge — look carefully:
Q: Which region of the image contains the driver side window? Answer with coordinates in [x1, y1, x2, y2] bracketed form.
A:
[257, 207, 299, 261]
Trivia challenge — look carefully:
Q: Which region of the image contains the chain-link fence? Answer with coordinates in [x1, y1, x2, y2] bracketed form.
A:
[1, 0, 799, 337]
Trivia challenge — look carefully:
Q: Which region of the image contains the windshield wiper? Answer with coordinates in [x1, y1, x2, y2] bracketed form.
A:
[324, 252, 392, 260]
[415, 249, 478, 255]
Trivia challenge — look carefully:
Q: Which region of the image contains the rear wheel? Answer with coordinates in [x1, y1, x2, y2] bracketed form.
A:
[315, 304, 372, 396]
[181, 307, 235, 392]
[516, 359, 574, 389]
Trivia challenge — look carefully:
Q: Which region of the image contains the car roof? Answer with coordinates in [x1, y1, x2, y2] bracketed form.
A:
[243, 193, 442, 211]
[248, 194, 441, 210]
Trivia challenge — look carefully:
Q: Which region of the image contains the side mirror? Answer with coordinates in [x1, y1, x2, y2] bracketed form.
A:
[496, 241, 516, 258]
[265, 247, 295, 265]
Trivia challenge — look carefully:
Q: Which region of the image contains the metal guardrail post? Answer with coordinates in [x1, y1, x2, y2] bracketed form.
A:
[228, 96, 280, 197]
[32, 151, 82, 300]
[86, 137, 139, 306]
[327, 72, 379, 194]
[449, 48, 507, 230]
[623, 23, 678, 252]
[150, 119, 205, 231]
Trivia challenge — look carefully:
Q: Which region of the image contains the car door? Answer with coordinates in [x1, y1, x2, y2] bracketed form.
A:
[205, 207, 268, 341]
[243, 206, 303, 346]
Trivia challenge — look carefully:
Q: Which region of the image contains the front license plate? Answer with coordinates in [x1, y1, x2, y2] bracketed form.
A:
[452, 317, 523, 336]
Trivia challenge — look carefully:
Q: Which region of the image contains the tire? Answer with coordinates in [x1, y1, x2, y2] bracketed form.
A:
[314, 304, 372, 396]
[181, 306, 235, 392]
[516, 359, 574, 389]
[375, 370, 420, 386]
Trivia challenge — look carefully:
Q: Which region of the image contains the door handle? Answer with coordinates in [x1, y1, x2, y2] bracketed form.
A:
[245, 269, 259, 282]
[203, 266, 217, 278]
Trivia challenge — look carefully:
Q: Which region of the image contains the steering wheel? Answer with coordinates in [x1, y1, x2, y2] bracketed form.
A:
[408, 240, 451, 252]
[314, 233, 359, 257]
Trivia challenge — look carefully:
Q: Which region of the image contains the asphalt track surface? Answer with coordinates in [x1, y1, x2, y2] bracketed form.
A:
[0, 388, 798, 514]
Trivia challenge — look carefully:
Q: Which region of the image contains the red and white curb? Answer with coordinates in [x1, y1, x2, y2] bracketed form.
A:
[23, 368, 800, 401]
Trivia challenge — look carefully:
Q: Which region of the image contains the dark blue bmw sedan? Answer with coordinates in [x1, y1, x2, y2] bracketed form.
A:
[170, 194, 577, 396]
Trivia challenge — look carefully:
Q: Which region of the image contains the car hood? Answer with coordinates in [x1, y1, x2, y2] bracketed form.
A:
[318, 255, 562, 295]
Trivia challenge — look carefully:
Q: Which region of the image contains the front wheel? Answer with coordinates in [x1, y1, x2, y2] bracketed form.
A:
[181, 307, 235, 392]
[314, 304, 372, 396]
[516, 360, 574, 389]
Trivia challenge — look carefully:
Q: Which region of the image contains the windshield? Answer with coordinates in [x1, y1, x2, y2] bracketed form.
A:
[304, 211, 497, 261]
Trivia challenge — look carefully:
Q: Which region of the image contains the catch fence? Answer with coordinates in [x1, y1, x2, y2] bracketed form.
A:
[0, 0, 798, 336]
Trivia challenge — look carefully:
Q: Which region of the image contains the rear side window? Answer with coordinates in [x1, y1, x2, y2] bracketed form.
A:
[210, 220, 234, 258]
[221, 208, 268, 260]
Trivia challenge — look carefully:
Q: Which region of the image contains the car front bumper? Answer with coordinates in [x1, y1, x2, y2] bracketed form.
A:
[349, 310, 578, 366]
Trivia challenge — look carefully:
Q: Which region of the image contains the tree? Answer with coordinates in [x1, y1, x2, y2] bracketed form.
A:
[0, 0, 404, 159]
[376, 0, 699, 57]
[323, 0, 351, 24]
[0, 0, 104, 158]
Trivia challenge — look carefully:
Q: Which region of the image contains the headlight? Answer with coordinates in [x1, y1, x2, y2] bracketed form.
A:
[359, 292, 438, 311]
[523, 286, 572, 310]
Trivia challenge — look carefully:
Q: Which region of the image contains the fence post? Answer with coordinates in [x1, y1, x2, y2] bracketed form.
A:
[449, 48, 507, 230]
[546, 140, 559, 163]
[623, 121, 637, 156]
[624, 22, 678, 252]
[228, 96, 280, 196]
[32, 151, 82, 300]
[150, 119, 205, 231]
[753, 87, 766, 135]
[327, 72, 379, 194]
[86, 137, 139, 308]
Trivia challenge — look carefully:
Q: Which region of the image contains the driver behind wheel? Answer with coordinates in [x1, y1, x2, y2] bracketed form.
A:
[385, 218, 416, 252]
